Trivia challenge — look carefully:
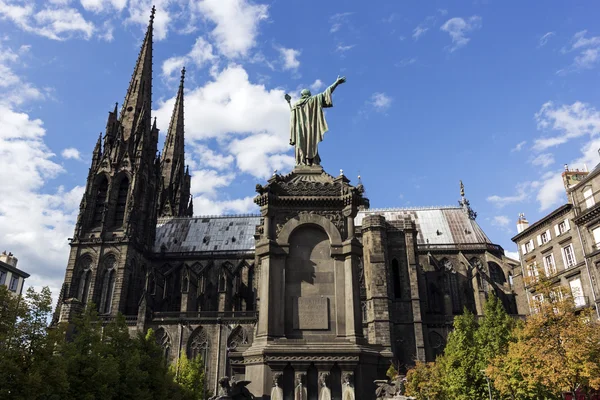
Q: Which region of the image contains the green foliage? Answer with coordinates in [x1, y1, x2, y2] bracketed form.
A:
[404, 361, 444, 400]
[0, 286, 205, 400]
[171, 351, 206, 400]
[386, 362, 399, 380]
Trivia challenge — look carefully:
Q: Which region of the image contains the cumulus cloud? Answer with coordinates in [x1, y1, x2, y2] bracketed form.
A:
[491, 215, 510, 227]
[310, 79, 324, 91]
[154, 64, 294, 179]
[126, 0, 171, 41]
[511, 140, 526, 152]
[530, 153, 555, 168]
[80, 0, 127, 13]
[0, 1, 95, 41]
[0, 43, 43, 106]
[534, 101, 600, 151]
[162, 36, 216, 77]
[440, 16, 482, 52]
[559, 30, 600, 72]
[193, 0, 268, 58]
[487, 182, 538, 208]
[370, 92, 392, 112]
[412, 15, 436, 41]
[279, 47, 300, 71]
[61, 147, 81, 160]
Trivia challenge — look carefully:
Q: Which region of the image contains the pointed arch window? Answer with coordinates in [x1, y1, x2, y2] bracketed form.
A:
[76, 256, 92, 305]
[188, 327, 208, 362]
[155, 328, 172, 363]
[93, 176, 109, 226]
[99, 255, 116, 314]
[114, 177, 129, 227]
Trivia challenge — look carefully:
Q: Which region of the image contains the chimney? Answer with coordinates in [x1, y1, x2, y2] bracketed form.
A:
[0, 251, 18, 268]
[517, 213, 529, 233]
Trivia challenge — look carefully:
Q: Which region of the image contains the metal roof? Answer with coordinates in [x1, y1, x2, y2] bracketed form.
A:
[153, 207, 493, 254]
[355, 207, 491, 245]
[154, 215, 261, 253]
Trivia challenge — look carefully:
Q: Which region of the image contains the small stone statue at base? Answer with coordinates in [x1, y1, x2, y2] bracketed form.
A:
[318, 372, 332, 400]
[294, 373, 307, 400]
[270, 373, 284, 400]
[209, 376, 255, 400]
[342, 373, 355, 400]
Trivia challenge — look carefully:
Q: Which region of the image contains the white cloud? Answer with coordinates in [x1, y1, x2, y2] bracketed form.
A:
[154, 64, 294, 179]
[279, 47, 300, 70]
[126, 0, 171, 41]
[191, 143, 234, 170]
[61, 147, 81, 160]
[534, 101, 600, 151]
[538, 31, 554, 47]
[162, 36, 216, 77]
[511, 141, 526, 152]
[560, 30, 600, 72]
[397, 57, 417, 67]
[190, 169, 235, 197]
[193, 196, 256, 216]
[0, 2, 95, 41]
[335, 43, 355, 54]
[491, 215, 510, 227]
[0, 105, 83, 310]
[0, 43, 43, 106]
[440, 16, 482, 52]
[193, 0, 268, 58]
[530, 153, 555, 168]
[487, 182, 537, 208]
[80, 0, 127, 13]
[98, 20, 114, 42]
[412, 26, 428, 40]
[329, 12, 353, 34]
[370, 92, 392, 112]
[310, 79, 323, 92]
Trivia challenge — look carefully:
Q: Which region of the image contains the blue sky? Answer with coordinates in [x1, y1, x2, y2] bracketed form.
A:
[1, 0, 600, 299]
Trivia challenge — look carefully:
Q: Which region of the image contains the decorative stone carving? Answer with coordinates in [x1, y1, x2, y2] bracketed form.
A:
[294, 373, 307, 400]
[342, 373, 355, 400]
[318, 372, 332, 400]
[209, 376, 255, 400]
[270, 373, 283, 400]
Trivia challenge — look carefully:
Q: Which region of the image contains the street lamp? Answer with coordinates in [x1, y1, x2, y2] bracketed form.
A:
[480, 370, 493, 400]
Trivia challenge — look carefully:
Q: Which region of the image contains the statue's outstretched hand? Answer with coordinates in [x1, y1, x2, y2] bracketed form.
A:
[284, 93, 292, 102]
[336, 75, 346, 84]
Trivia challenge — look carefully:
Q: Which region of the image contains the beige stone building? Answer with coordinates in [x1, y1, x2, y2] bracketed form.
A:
[512, 165, 600, 318]
[53, 9, 526, 399]
[0, 251, 29, 296]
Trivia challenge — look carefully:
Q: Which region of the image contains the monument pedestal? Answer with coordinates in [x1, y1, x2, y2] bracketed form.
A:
[244, 166, 390, 399]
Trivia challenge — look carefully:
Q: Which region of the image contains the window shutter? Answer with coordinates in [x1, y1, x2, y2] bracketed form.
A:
[564, 219, 570, 230]
[554, 224, 560, 236]
[529, 239, 534, 249]
[593, 227, 600, 246]
[546, 229, 551, 239]
[537, 235, 542, 246]
[521, 244, 527, 254]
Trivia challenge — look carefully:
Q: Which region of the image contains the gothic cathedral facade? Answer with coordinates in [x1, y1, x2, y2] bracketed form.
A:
[54, 9, 525, 399]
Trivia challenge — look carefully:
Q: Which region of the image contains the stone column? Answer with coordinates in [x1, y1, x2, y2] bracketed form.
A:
[403, 221, 425, 361]
[255, 240, 286, 339]
[342, 239, 364, 341]
[361, 215, 393, 347]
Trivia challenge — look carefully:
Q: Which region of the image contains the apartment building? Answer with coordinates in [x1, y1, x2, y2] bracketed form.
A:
[0, 251, 29, 296]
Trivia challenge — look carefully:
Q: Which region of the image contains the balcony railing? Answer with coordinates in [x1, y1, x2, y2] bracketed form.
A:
[151, 310, 258, 322]
[98, 315, 138, 326]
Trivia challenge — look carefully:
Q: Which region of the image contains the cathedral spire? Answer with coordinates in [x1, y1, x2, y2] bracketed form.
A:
[158, 67, 191, 218]
[119, 6, 154, 142]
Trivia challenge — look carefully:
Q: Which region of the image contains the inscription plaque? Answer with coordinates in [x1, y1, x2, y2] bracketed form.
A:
[293, 297, 328, 330]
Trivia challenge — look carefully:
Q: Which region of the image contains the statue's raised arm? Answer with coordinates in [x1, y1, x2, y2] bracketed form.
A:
[286, 76, 346, 167]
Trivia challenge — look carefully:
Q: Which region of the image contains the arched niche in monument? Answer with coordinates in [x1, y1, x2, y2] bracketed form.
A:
[284, 224, 335, 338]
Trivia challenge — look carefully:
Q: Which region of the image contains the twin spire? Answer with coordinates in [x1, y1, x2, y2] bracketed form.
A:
[107, 6, 191, 218]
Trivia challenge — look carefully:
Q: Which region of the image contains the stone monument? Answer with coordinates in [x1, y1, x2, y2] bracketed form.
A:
[242, 76, 391, 399]
[318, 372, 332, 400]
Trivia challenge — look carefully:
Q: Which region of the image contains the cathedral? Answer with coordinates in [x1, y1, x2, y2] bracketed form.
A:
[53, 8, 525, 399]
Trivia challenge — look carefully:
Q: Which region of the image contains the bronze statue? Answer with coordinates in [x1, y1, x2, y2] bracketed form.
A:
[286, 76, 346, 166]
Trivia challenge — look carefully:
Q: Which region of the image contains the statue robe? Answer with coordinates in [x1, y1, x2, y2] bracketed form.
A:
[290, 86, 333, 165]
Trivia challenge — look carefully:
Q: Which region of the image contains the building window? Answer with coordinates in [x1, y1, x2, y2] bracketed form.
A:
[562, 245, 576, 268]
[531, 293, 544, 314]
[540, 231, 549, 244]
[8, 275, 19, 292]
[543, 254, 556, 276]
[524, 240, 533, 254]
[593, 227, 600, 248]
[557, 221, 567, 235]
[361, 301, 367, 322]
[114, 177, 129, 227]
[0, 270, 6, 285]
[93, 176, 109, 226]
[569, 278, 586, 308]
[584, 187, 595, 209]
[527, 263, 539, 282]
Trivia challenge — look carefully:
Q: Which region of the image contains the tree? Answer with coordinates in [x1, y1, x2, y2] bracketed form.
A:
[171, 350, 206, 400]
[488, 280, 600, 399]
[405, 361, 444, 400]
